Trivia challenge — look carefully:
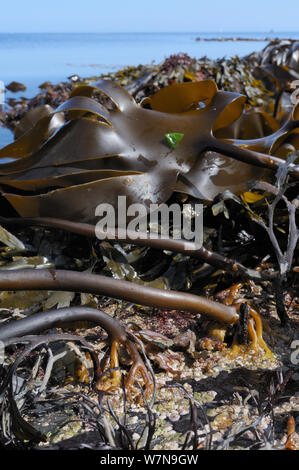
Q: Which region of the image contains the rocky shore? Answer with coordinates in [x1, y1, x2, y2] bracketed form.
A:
[1, 39, 298, 143]
[0, 38, 298, 451]
[195, 36, 278, 41]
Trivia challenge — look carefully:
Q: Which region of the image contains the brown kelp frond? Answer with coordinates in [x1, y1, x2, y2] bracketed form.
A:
[144, 79, 219, 113]
[0, 169, 143, 192]
[0, 79, 298, 221]
[0, 153, 296, 324]
[14, 104, 65, 140]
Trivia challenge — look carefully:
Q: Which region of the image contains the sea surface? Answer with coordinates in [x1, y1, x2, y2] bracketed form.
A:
[0, 32, 298, 147]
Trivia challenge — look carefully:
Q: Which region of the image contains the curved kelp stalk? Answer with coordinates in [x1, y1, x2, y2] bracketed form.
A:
[0, 268, 271, 358]
[0, 268, 239, 324]
[0, 214, 278, 281]
[0, 306, 152, 394]
[0, 308, 154, 443]
[0, 332, 97, 443]
[0, 80, 298, 222]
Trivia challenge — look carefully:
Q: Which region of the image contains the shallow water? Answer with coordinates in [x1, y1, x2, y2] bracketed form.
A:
[0, 126, 13, 150]
[1, 32, 298, 98]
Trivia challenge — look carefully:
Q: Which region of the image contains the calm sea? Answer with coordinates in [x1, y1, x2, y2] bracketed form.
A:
[0, 32, 298, 147]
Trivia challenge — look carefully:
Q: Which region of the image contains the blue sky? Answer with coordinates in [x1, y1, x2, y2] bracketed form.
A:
[0, 0, 298, 33]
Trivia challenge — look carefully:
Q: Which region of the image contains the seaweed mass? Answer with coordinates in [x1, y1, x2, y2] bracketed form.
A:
[0, 39, 298, 450]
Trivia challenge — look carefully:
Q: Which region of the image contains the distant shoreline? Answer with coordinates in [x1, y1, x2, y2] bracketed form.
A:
[195, 36, 288, 42]
[1, 32, 298, 112]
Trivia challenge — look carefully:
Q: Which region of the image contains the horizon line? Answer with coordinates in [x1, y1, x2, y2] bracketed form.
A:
[0, 30, 298, 34]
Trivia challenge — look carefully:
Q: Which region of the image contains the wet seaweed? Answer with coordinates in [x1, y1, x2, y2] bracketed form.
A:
[0, 79, 298, 222]
[0, 41, 298, 449]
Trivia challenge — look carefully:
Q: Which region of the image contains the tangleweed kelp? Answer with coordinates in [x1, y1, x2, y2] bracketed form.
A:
[0, 306, 153, 394]
[251, 39, 299, 72]
[0, 79, 298, 222]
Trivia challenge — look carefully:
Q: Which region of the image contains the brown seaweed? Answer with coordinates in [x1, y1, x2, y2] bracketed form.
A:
[0, 79, 298, 222]
[0, 306, 152, 393]
[0, 268, 271, 360]
[0, 214, 277, 282]
[0, 268, 239, 324]
[13, 104, 65, 140]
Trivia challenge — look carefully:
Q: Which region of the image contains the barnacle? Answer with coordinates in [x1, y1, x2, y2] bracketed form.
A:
[0, 79, 298, 223]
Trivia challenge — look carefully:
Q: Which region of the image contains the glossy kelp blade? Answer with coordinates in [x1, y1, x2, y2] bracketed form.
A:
[0, 98, 112, 165]
[147, 80, 218, 113]
[175, 151, 266, 200]
[92, 79, 136, 111]
[214, 111, 280, 140]
[70, 80, 136, 111]
[211, 92, 246, 132]
[0, 169, 143, 192]
[0, 79, 298, 222]
[56, 96, 112, 124]
[3, 170, 177, 222]
[0, 115, 54, 162]
[0, 119, 125, 177]
[14, 105, 65, 140]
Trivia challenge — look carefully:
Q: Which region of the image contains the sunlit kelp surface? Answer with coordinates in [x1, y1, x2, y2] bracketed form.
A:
[0, 77, 298, 223]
